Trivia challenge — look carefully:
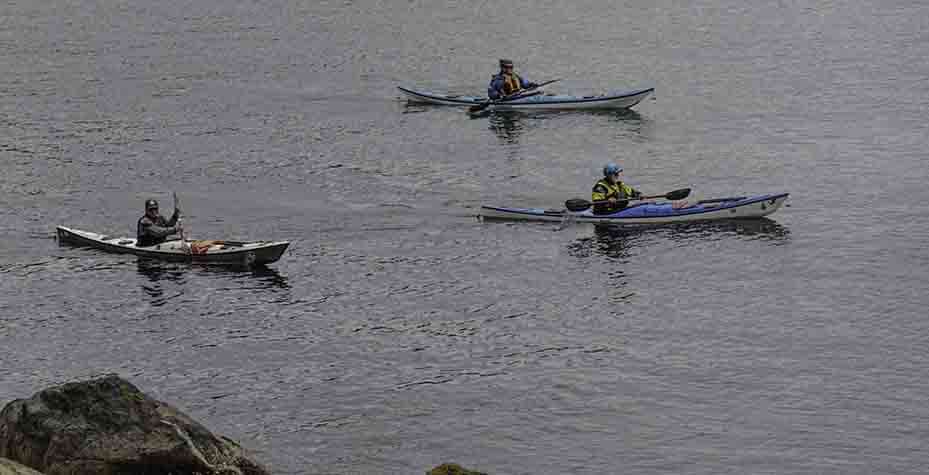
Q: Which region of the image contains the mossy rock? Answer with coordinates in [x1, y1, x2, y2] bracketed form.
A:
[0, 457, 46, 475]
[0, 374, 269, 475]
[428, 462, 488, 475]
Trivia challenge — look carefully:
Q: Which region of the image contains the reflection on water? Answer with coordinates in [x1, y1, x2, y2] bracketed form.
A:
[137, 258, 185, 282]
[569, 218, 790, 260]
[574, 108, 645, 123]
[241, 265, 290, 288]
[137, 258, 289, 285]
[401, 102, 648, 146]
[400, 102, 431, 114]
[485, 108, 646, 145]
[592, 218, 791, 243]
[136, 258, 188, 305]
[487, 111, 524, 145]
[588, 109, 648, 139]
[568, 225, 637, 262]
[136, 258, 289, 304]
[651, 217, 791, 243]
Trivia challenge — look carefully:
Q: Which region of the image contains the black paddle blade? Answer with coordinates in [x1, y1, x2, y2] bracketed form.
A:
[565, 198, 592, 212]
[664, 188, 691, 200]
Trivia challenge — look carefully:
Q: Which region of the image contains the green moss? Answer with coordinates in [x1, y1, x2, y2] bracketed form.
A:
[427, 463, 488, 475]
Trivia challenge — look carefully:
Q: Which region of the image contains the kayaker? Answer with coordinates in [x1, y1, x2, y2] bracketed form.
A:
[487, 59, 538, 99]
[137, 198, 182, 247]
[591, 163, 644, 214]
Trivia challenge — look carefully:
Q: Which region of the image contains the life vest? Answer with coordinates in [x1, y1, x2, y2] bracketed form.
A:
[591, 178, 638, 214]
[501, 72, 523, 95]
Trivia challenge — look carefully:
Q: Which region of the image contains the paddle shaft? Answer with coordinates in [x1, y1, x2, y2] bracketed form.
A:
[170, 194, 243, 249]
[469, 90, 541, 113]
[590, 192, 676, 206]
[173, 192, 191, 255]
[469, 78, 561, 112]
[564, 188, 691, 212]
[522, 78, 560, 90]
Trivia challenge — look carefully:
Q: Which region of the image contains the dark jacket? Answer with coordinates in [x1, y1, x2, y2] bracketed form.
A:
[137, 210, 180, 247]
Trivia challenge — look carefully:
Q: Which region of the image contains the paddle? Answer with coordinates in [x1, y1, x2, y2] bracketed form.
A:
[468, 78, 561, 114]
[564, 188, 692, 212]
[173, 192, 191, 255]
[468, 90, 543, 115]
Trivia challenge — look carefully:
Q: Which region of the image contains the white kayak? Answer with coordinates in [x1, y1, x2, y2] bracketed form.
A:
[398, 86, 654, 110]
[56, 226, 289, 266]
[480, 193, 789, 225]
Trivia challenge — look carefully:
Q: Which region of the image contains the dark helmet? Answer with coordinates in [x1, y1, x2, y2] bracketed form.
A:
[145, 199, 159, 210]
[603, 163, 623, 177]
[499, 58, 514, 68]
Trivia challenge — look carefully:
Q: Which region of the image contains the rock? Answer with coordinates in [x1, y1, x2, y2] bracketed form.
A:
[0, 458, 46, 475]
[0, 374, 269, 475]
[427, 463, 488, 475]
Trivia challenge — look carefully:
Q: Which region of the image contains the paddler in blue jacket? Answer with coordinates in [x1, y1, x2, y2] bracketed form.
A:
[487, 59, 538, 99]
[592, 163, 644, 214]
[137, 198, 182, 247]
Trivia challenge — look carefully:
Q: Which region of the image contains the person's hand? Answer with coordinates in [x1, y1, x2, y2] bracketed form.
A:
[526, 82, 538, 89]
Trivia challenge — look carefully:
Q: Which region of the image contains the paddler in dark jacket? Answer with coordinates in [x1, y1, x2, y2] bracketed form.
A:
[137, 198, 181, 247]
[487, 59, 538, 99]
[592, 163, 644, 214]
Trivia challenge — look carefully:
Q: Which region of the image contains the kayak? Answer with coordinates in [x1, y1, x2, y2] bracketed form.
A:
[56, 226, 289, 266]
[480, 193, 789, 225]
[397, 86, 654, 110]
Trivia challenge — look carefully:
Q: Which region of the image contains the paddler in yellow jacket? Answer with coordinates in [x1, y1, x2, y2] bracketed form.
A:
[487, 59, 538, 99]
[591, 163, 644, 214]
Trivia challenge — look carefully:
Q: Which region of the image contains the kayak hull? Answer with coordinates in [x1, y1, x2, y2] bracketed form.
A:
[56, 226, 289, 266]
[398, 86, 654, 110]
[480, 193, 789, 225]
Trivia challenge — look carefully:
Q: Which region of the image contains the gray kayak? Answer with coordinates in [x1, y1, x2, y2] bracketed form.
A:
[56, 226, 289, 266]
[398, 86, 654, 110]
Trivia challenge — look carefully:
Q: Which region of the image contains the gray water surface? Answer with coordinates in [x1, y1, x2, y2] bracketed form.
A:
[3, 0, 929, 473]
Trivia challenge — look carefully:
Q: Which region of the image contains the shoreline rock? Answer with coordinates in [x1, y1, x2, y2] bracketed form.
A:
[0, 457, 46, 475]
[0, 374, 269, 475]
[427, 463, 488, 475]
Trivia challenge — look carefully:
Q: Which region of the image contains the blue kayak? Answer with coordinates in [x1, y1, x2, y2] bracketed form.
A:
[480, 193, 789, 225]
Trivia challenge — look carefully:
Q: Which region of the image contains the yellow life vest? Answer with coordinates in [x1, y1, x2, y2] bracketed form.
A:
[592, 178, 638, 213]
[592, 178, 636, 201]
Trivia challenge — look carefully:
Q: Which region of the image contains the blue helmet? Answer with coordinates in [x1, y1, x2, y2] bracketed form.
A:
[603, 163, 623, 177]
